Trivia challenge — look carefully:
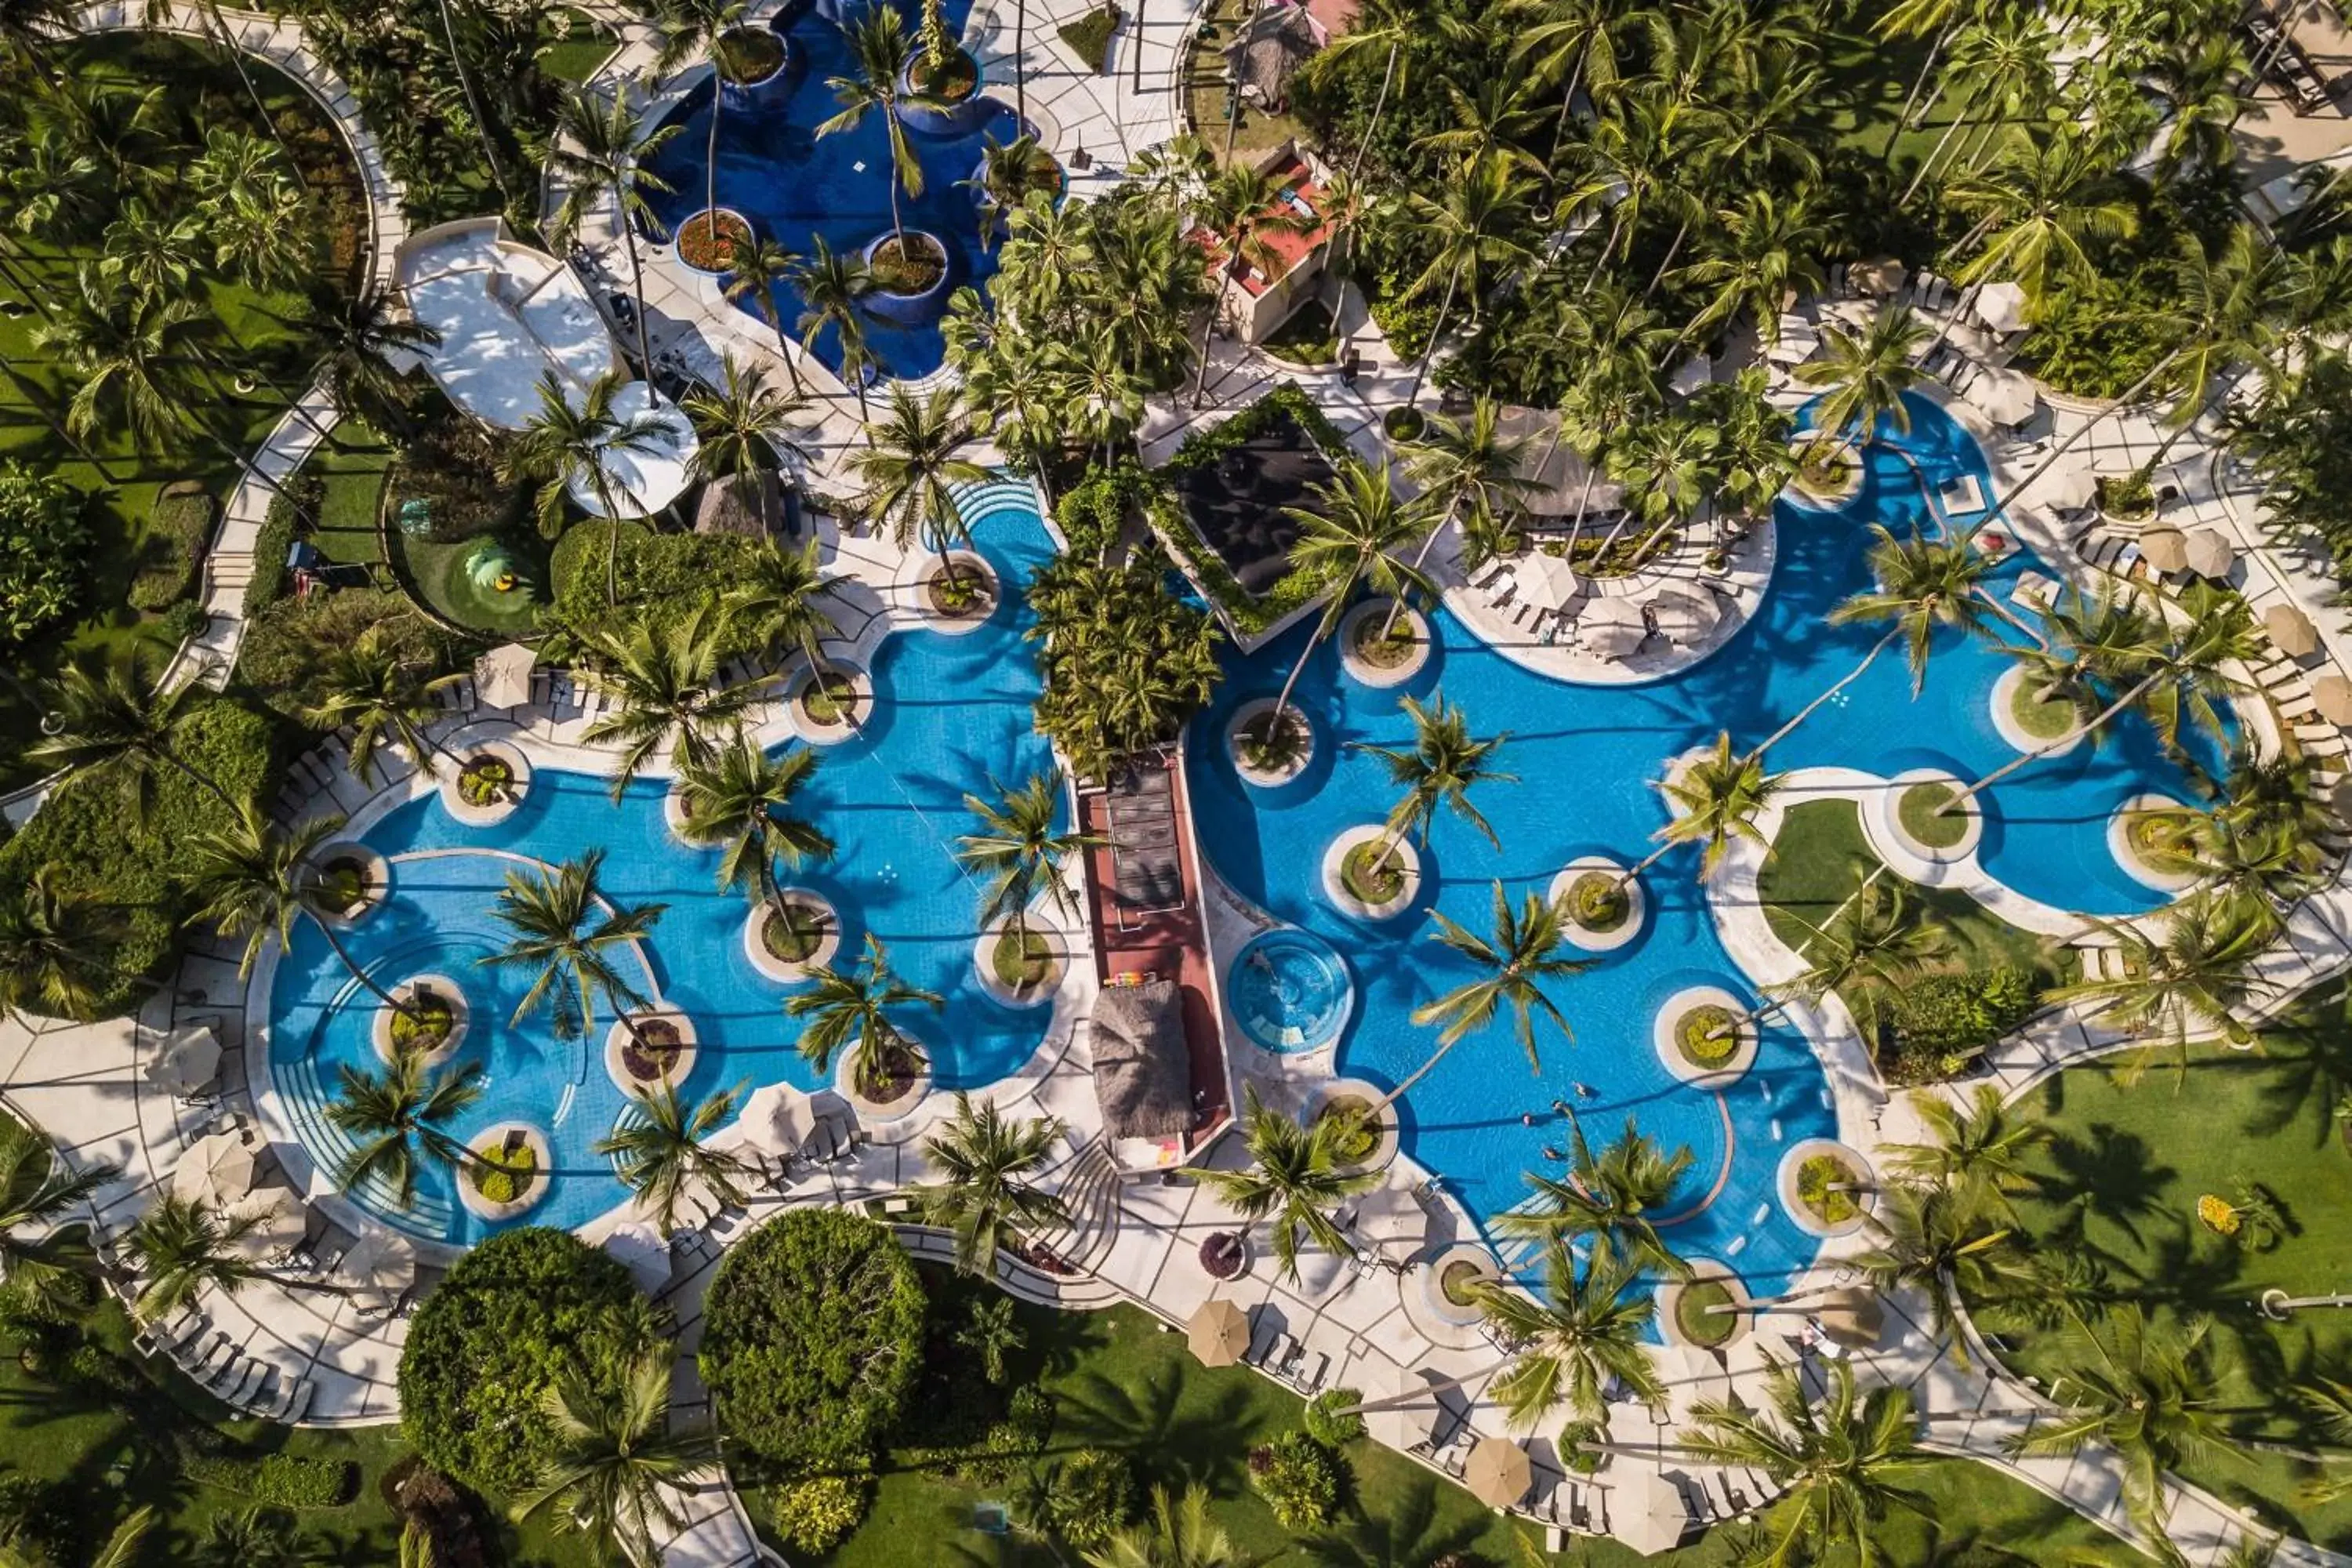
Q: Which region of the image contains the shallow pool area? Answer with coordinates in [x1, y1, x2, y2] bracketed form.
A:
[1229, 928, 1355, 1054]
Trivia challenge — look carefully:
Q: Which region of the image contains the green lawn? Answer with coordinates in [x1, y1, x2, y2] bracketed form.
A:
[305, 426, 397, 569]
[1968, 1002, 2352, 1552]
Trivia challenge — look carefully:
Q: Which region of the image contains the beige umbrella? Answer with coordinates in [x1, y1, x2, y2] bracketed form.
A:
[2138, 525, 2188, 574]
[2184, 528, 2236, 579]
[1581, 596, 1647, 659]
[1185, 1299, 1252, 1367]
[1970, 367, 2038, 427]
[1973, 280, 2028, 334]
[1513, 552, 1584, 614]
[1649, 584, 1722, 644]
[1853, 256, 1906, 296]
[223, 1185, 307, 1262]
[2038, 452, 2096, 512]
[1464, 1436, 1533, 1509]
[739, 1081, 817, 1156]
[2315, 673, 2352, 727]
[472, 641, 538, 710]
[1809, 1286, 1886, 1349]
[147, 1022, 221, 1097]
[1655, 1342, 1734, 1417]
[172, 1131, 257, 1207]
[1610, 1469, 1693, 1554]
[2267, 603, 2321, 659]
[339, 1229, 418, 1313]
[1370, 1363, 1453, 1450]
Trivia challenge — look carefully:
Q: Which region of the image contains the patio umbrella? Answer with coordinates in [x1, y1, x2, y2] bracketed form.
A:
[1654, 1342, 1733, 1417]
[2138, 525, 2188, 574]
[1464, 1436, 1533, 1509]
[1513, 552, 1584, 614]
[1809, 1286, 1886, 1349]
[339, 1229, 417, 1313]
[1649, 584, 1721, 645]
[1853, 255, 1906, 296]
[1370, 1363, 1454, 1450]
[2267, 603, 2321, 659]
[1609, 1469, 1693, 1555]
[2315, 673, 2352, 726]
[172, 1131, 257, 1207]
[1581, 597, 1647, 659]
[601, 1221, 673, 1294]
[2038, 452, 2096, 512]
[472, 642, 537, 709]
[739, 1081, 817, 1157]
[1185, 1299, 1252, 1367]
[2184, 528, 2236, 579]
[1973, 280, 2028, 334]
[1347, 1182, 1425, 1261]
[147, 1022, 220, 1097]
[223, 1186, 307, 1262]
[1970, 367, 2038, 427]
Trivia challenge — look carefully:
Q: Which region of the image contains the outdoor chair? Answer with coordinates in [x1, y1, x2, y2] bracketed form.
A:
[1269, 1335, 1304, 1379]
[1292, 1352, 1328, 1395]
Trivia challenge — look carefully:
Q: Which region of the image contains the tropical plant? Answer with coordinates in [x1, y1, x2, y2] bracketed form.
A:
[325, 1049, 487, 1210]
[791, 237, 877, 416]
[1827, 525, 2004, 694]
[579, 601, 760, 794]
[1197, 1089, 1377, 1282]
[721, 230, 808, 393]
[1187, 162, 1314, 406]
[185, 801, 415, 1013]
[724, 534, 846, 672]
[1794, 304, 1926, 459]
[1350, 691, 1513, 874]
[965, 130, 1061, 252]
[906, 1092, 1070, 1277]
[1478, 1238, 1664, 1425]
[481, 850, 668, 1045]
[511, 1345, 717, 1566]
[548, 88, 681, 406]
[1622, 731, 1781, 883]
[2050, 891, 2278, 1080]
[678, 735, 833, 916]
[1392, 153, 1538, 405]
[681, 353, 811, 535]
[309, 285, 441, 437]
[34, 262, 211, 451]
[28, 644, 235, 817]
[1882, 1082, 2049, 1213]
[0, 864, 128, 1025]
[503, 369, 677, 604]
[1080, 1483, 1236, 1568]
[1502, 1116, 1694, 1279]
[956, 769, 1100, 946]
[847, 385, 988, 572]
[303, 626, 460, 784]
[785, 933, 942, 1097]
[651, 0, 750, 230]
[596, 1081, 755, 1237]
[1261, 456, 1436, 731]
[0, 1119, 115, 1308]
[1388, 882, 1590, 1109]
[819, 2, 925, 249]
[1852, 1177, 2030, 1356]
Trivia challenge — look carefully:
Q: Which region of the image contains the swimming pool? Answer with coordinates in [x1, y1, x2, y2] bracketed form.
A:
[1181, 394, 2225, 1298]
[265, 495, 1062, 1243]
[1229, 927, 1356, 1054]
[638, 0, 1026, 381]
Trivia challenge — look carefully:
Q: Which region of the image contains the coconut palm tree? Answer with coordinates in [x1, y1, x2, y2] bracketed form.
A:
[0, 865, 128, 1025]
[304, 628, 461, 785]
[1259, 457, 1438, 739]
[1827, 525, 2006, 695]
[785, 933, 942, 1097]
[724, 535, 846, 678]
[1503, 1116, 1693, 1278]
[1677, 1357, 1930, 1567]
[34, 261, 211, 451]
[512, 1346, 717, 1566]
[548, 88, 681, 405]
[720, 230, 807, 394]
[956, 770, 1100, 949]
[2050, 891, 2278, 1082]
[1383, 883, 1590, 1111]
[1478, 1238, 1664, 1426]
[1395, 395, 1534, 633]
[964, 130, 1060, 253]
[305, 285, 441, 437]
[819, 3, 924, 252]
[595, 1081, 755, 1237]
[678, 735, 833, 916]
[0, 0, 78, 81]
[185, 800, 418, 1015]
[1853, 1178, 2030, 1357]
[1394, 154, 1539, 408]
[1606, 414, 1720, 566]
[325, 1050, 487, 1210]
[1301, 0, 1430, 178]
[1186, 162, 1313, 407]
[1351, 691, 1514, 875]
[848, 385, 988, 573]
[579, 601, 762, 796]
[1765, 869, 1947, 1042]
[1882, 1083, 2049, 1215]
[681, 353, 812, 535]
[85, 1507, 156, 1568]
[907, 1092, 1070, 1278]
[30, 646, 235, 820]
[482, 850, 667, 1045]
[1793, 304, 1927, 462]
[1081, 1484, 1235, 1568]
[791, 237, 877, 418]
[503, 369, 677, 605]
[651, 0, 750, 235]
[0, 1120, 116, 1308]
[959, 324, 1077, 488]
[1676, 191, 1827, 351]
[2005, 1307, 2231, 1535]
[1198, 1089, 1377, 1283]
[1944, 127, 2138, 318]
[1621, 731, 1781, 884]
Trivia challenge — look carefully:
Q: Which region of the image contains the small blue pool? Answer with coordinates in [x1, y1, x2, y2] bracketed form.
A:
[1229, 928, 1355, 1054]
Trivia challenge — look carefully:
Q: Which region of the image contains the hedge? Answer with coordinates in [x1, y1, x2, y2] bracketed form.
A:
[1881, 967, 2038, 1084]
[397, 1228, 641, 1499]
[1058, 3, 1120, 71]
[238, 587, 444, 717]
[245, 471, 323, 618]
[545, 521, 766, 655]
[698, 1210, 924, 1478]
[128, 482, 216, 612]
[0, 463, 89, 644]
[184, 1452, 356, 1508]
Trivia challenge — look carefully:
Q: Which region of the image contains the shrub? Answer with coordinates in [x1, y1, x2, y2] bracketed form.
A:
[397, 1228, 640, 1498]
[698, 1210, 924, 1477]
[0, 463, 89, 643]
[185, 1452, 357, 1508]
[1304, 1388, 1366, 1446]
[1048, 1449, 1137, 1545]
[545, 522, 765, 655]
[236, 587, 441, 713]
[245, 471, 323, 617]
[768, 1473, 868, 1555]
[0, 1472, 71, 1563]
[1058, 3, 1120, 71]
[159, 599, 212, 645]
[1249, 1432, 1342, 1530]
[1881, 969, 2038, 1083]
[129, 482, 215, 612]
[1028, 535, 1221, 782]
[970, 1385, 1055, 1486]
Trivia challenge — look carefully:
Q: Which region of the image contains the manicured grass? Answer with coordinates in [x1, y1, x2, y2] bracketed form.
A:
[2011, 680, 2085, 742]
[1185, 0, 1307, 162]
[1969, 1004, 2352, 1552]
[305, 426, 397, 569]
[1896, 781, 1970, 850]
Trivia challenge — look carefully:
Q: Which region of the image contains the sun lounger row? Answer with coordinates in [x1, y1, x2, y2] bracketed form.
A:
[1530, 1476, 1612, 1535]
[140, 1308, 315, 1421]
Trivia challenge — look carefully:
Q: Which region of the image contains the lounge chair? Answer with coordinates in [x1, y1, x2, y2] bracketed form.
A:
[1292, 1351, 1329, 1395]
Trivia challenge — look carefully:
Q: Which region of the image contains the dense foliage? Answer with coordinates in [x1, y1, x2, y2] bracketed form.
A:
[699, 1210, 925, 1478]
[245, 473, 323, 618]
[2230, 352, 2352, 603]
[1882, 968, 2038, 1084]
[545, 521, 768, 655]
[1248, 1432, 1343, 1529]
[127, 482, 215, 613]
[396, 1227, 641, 1497]
[0, 466, 90, 644]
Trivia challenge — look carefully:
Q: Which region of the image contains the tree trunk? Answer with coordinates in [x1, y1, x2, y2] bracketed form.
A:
[1014, 0, 1026, 122]
[1406, 267, 1463, 409]
[437, 0, 511, 208]
[1191, 258, 1236, 408]
[705, 44, 724, 232]
[619, 210, 664, 408]
[1944, 667, 2165, 812]
[1968, 345, 2187, 546]
[1337, 1356, 1518, 1418]
[1742, 627, 1902, 766]
[1377, 499, 1454, 641]
[311, 913, 417, 1015]
[1348, 38, 1400, 183]
[1368, 1031, 1471, 1117]
[1642, 216, 1692, 302]
[1893, 20, 1958, 145]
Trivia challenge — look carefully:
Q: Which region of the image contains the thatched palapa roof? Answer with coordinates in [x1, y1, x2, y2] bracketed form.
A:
[1090, 978, 1191, 1139]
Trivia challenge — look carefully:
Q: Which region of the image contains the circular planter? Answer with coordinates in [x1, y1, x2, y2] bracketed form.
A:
[370, 974, 470, 1069]
[713, 24, 790, 111]
[662, 779, 722, 848]
[1200, 1231, 1250, 1280]
[897, 49, 993, 135]
[309, 843, 390, 929]
[837, 1034, 931, 1122]
[919, 551, 998, 635]
[1653, 985, 1759, 1089]
[859, 230, 954, 325]
[975, 917, 1063, 1007]
[2110, 793, 2201, 894]
[1425, 1244, 1501, 1327]
[1778, 1139, 1876, 1239]
[1339, 600, 1431, 688]
[1305, 1080, 1399, 1176]
[1657, 1258, 1751, 1350]
[1784, 434, 1864, 509]
[1878, 768, 1980, 865]
[675, 205, 753, 278]
[457, 1121, 551, 1221]
[439, 740, 531, 827]
[603, 1008, 700, 1094]
[1549, 855, 1646, 954]
[1989, 666, 2085, 760]
[1321, 825, 1421, 922]
[789, 663, 872, 747]
[1382, 407, 1426, 443]
[743, 890, 843, 982]
[1228, 698, 1314, 788]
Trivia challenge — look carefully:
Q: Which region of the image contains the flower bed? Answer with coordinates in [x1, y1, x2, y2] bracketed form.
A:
[390, 993, 457, 1055]
[800, 672, 862, 728]
[1439, 1258, 1490, 1308]
[314, 855, 375, 918]
[469, 1130, 539, 1207]
[715, 24, 784, 82]
[857, 1041, 926, 1107]
[926, 561, 994, 619]
[2196, 1192, 2239, 1236]
[1341, 840, 1406, 906]
[909, 45, 978, 101]
[677, 208, 753, 273]
[1235, 705, 1309, 774]
[1562, 869, 1630, 933]
[1675, 1004, 1741, 1067]
[1348, 609, 1418, 670]
[1057, 2, 1121, 71]
[1674, 1279, 1739, 1348]
[1381, 407, 1425, 441]
[457, 754, 516, 808]
[991, 928, 1054, 990]
[621, 1018, 685, 1083]
[868, 231, 946, 296]
[1795, 1152, 1866, 1228]
[1896, 781, 1970, 851]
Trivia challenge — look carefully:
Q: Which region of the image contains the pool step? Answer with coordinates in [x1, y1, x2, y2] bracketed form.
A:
[946, 477, 1043, 533]
[275, 1052, 458, 1236]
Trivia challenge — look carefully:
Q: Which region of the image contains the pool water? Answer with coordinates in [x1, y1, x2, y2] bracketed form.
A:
[1181, 394, 2226, 1298]
[1229, 928, 1356, 1054]
[640, 0, 1024, 381]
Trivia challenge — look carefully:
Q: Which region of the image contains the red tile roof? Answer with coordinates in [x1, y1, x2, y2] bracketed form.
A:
[1189, 157, 1333, 297]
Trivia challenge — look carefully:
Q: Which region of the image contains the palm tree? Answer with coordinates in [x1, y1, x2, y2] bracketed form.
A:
[1944, 128, 2138, 318]
[512, 1347, 717, 1566]
[720, 230, 807, 394]
[785, 933, 942, 1097]
[304, 628, 460, 785]
[1302, 0, 1428, 178]
[503, 369, 676, 604]
[1479, 1239, 1664, 1426]
[791, 238, 876, 418]
[29, 645, 235, 818]
[847, 386, 988, 574]
[548, 88, 681, 405]
[87, 1508, 155, 1568]
[1826, 525, 2005, 695]
[0, 865, 128, 1025]
[120, 1195, 318, 1323]
[1394, 154, 1538, 408]
[1080, 1484, 1236, 1568]
[0, 1120, 115, 1308]
[956, 770, 1100, 949]
[1621, 732, 1781, 885]
[724, 534, 846, 673]
[1794, 304, 1927, 461]
[0, 0, 78, 81]
[1385, 883, 1590, 1111]
[595, 1080, 755, 1236]
[2051, 892, 2277, 1081]
[1187, 162, 1313, 407]
[579, 601, 762, 796]
[652, 0, 750, 233]
[1197, 1089, 1377, 1283]
[1395, 395, 1534, 635]
[1678, 190, 1827, 350]
[2005, 1307, 2231, 1535]
[1853, 1178, 2029, 1356]
[185, 801, 417, 1014]
[681, 353, 812, 535]
[1677, 1357, 1930, 1567]
[34, 262, 211, 451]
[1882, 1083, 2048, 1214]
[1260, 456, 1437, 735]
[677, 735, 833, 915]
[964, 130, 1060, 253]
[819, 3, 924, 251]
[1351, 691, 1514, 875]
[1503, 1116, 1694, 1278]
[907, 1092, 1070, 1277]
[308, 286, 440, 437]
[482, 850, 668, 1045]
[325, 1050, 487, 1209]
[1765, 869, 1947, 1042]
